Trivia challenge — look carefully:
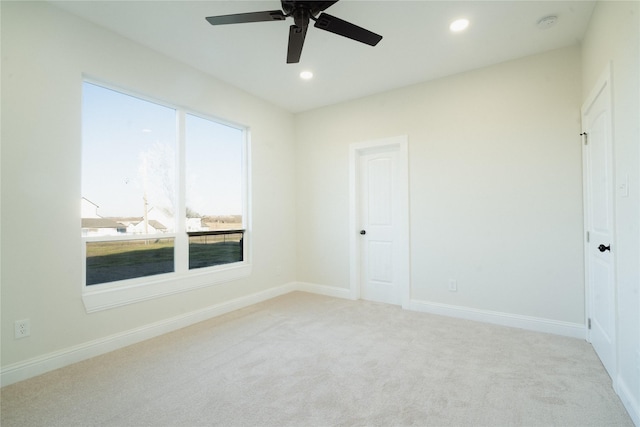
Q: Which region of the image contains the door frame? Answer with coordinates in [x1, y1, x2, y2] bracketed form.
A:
[581, 63, 617, 381]
[349, 135, 410, 308]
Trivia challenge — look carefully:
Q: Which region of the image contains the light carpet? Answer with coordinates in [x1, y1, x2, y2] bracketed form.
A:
[1, 291, 633, 426]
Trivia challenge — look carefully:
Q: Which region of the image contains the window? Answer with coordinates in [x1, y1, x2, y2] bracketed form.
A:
[81, 81, 249, 310]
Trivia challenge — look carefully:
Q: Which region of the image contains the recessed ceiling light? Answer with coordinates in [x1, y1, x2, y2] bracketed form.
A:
[300, 70, 313, 80]
[450, 18, 469, 32]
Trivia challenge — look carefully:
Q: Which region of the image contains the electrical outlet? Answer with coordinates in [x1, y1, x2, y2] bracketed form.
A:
[15, 319, 30, 339]
[448, 279, 457, 292]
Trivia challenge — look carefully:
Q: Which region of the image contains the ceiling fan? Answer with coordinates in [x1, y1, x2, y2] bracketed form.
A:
[205, 0, 383, 64]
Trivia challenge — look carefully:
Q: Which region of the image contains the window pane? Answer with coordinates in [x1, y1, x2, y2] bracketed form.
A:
[188, 232, 244, 270]
[82, 82, 176, 236]
[185, 114, 243, 231]
[185, 114, 244, 270]
[86, 238, 175, 285]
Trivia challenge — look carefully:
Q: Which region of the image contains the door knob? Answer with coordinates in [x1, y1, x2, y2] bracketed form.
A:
[598, 244, 610, 252]
[360, 230, 366, 235]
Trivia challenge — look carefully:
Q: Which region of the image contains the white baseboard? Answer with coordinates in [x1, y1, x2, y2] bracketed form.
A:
[408, 299, 586, 339]
[1, 283, 296, 387]
[295, 283, 586, 340]
[294, 281, 353, 299]
[617, 376, 640, 426]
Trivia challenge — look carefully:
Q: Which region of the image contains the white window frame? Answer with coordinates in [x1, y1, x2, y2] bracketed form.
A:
[81, 79, 251, 313]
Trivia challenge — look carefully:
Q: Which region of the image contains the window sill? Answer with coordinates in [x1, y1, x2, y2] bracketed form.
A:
[82, 263, 252, 313]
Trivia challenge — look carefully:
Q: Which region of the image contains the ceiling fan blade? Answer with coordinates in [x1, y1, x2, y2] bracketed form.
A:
[206, 10, 286, 26]
[287, 24, 308, 64]
[314, 13, 382, 46]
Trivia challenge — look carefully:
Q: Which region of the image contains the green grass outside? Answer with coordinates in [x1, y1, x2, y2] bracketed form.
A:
[189, 241, 242, 269]
[87, 239, 175, 267]
[86, 238, 242, 285]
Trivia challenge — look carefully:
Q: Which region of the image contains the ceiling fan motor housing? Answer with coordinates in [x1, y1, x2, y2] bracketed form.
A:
[282, 1, 337, 19]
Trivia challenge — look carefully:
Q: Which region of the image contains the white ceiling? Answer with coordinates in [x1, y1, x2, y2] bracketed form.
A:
[52, 0, 596, 113]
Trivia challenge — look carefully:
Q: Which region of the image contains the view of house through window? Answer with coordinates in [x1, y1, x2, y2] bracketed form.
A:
[82, 81, 245, 286]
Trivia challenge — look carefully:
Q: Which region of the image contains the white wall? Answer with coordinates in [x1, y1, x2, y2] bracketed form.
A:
[1, 1, 296, 370]
[296, 46, 585, 324]
[582, 1, 640, 423]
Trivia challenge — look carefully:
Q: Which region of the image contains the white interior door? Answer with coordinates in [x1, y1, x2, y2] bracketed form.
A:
[351, 137, 409, 306]
[582, 66, 616, 380]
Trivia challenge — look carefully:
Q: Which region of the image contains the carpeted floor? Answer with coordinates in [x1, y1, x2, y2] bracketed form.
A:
[0, 291, 633, 426]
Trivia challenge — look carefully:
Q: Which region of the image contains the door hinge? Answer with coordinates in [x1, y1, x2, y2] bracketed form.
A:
[580, 132, 588, 145]
[586, 231, 590, 242]
[588, 318, 591, 330]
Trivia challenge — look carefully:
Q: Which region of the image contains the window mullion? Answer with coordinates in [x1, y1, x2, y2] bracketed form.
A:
[175, 109, 188, 273]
